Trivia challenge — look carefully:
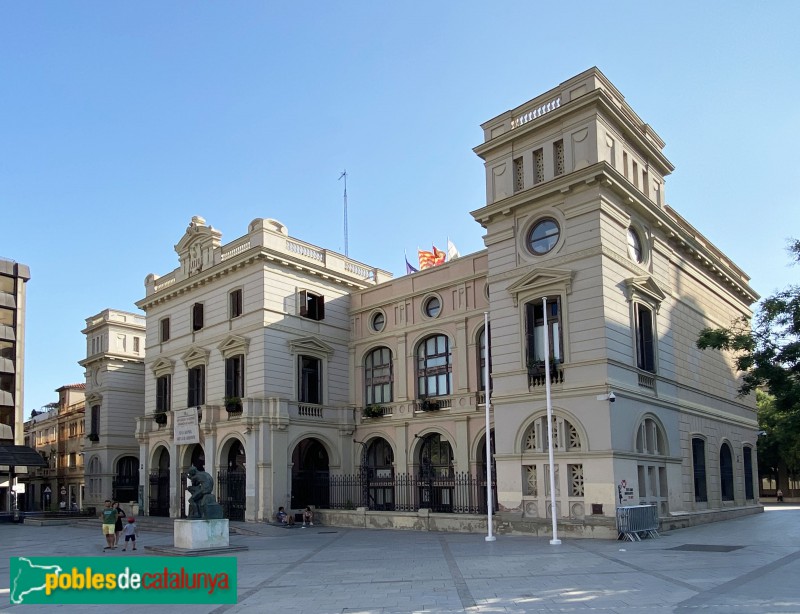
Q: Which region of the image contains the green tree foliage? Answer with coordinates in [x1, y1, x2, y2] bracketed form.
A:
[697, 240, 800, 485]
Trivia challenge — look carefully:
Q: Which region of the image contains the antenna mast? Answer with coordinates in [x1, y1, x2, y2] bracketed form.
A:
[339, 170, 348, 257]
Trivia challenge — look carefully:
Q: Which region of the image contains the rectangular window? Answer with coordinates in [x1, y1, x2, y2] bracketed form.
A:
[299, 355, 322, 404]
[553, 139, 564, 176]
[632, 160, 639, 189]
[568, 464, 584, 497]
[187, 365, 205, 407]
[90, 405, 100, 437]
[160, 318, 170, 342]
[525, 297, 563, 365]
[635, 304, 655, 372]
[692, 438, 708, 502]
[192, 303, 204, 331]
[533, 148, 544, 184]
[156, 375, 171, 412]
[225, 355, 245, 399]
[744, 447, 754, 500]
[133, 337, 140, 353]
[299, 290, 325, 321]
[229, 289, 243, 319]
[365, 348, 392, 405]
[623, 152, 629, 178]
[642, 169, 649, 197]
[513, 157, 524, 192]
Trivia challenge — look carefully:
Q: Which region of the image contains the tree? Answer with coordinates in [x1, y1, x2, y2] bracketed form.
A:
[697, 240, 800, 492]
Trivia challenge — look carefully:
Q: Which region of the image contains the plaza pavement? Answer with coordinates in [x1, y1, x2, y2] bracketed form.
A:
[2, 504, 800, 613]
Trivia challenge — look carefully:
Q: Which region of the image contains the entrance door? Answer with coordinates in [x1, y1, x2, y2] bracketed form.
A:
[291, 438, 329, 509]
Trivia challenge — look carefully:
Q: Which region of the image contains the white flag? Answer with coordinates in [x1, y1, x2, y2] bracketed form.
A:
[447, 238, 460, 261]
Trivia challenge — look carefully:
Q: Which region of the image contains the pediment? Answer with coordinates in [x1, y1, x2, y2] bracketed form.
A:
[181, 346, 210, 367]
[150, 357, 175, 375]
[174, 216, 222, 276]
[217, 334, 250, 358]
[288, 336, 334, 357]
[624, 276, 667, 309]
[507, 268, 575, 306]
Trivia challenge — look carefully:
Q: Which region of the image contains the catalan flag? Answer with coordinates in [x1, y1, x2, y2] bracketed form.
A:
[418, 249, 435, 270]
[432, 245, 446, 266]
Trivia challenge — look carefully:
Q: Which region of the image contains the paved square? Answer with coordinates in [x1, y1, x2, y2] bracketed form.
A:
[2, 505, 799, 613]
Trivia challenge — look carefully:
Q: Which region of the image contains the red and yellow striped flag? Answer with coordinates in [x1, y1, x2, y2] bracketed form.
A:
[418, 249, 435, 269]
[432, 245, 446, 266]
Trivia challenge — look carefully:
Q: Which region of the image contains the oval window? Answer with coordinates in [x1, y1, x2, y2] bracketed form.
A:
[424, 296, 441, 318]
[527, 219, 560, 255]
[627, 228, 643, 263]
[371, 312, 385, 332]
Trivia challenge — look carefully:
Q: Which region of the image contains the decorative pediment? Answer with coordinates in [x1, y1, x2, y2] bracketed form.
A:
[288, 336, 334, 357]
[624, 276, 667, 311]
[174, 216, 222, 276]
[217, 334, 250, 358]
[507, 268, 575, 306]
[181, 346, 210, 367]
[150, 357, 175, 376]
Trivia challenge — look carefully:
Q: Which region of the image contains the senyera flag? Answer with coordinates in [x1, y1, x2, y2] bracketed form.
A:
[418, 249, 435, 270]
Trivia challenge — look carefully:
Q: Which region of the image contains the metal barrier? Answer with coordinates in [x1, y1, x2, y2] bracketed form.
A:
[616, 504, 660, 541]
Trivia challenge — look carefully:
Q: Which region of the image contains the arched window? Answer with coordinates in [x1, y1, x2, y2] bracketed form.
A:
[692, 437, 708, 503]
[720, 443, 734, 501]
[523, 415, 582, 453]
[743, 446, 754, 500]
[634, 417, 669, 514]
[417, 335, 451, 398]
[635, 418, 667, 455]
[418, 434, 453, 478]
[365, 347, 392, 405]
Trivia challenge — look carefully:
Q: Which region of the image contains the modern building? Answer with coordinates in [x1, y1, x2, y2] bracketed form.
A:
[0, 257, 45, 514]
[23, 384, 85, 510]
[79, 309, 145, 512]
[133, 69, 760, 536]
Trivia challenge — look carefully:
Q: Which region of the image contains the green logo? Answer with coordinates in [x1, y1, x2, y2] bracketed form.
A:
[10, 557, 237, 604]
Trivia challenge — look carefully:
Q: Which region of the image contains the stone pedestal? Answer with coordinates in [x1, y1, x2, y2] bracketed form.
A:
[174, 518, 230, 549]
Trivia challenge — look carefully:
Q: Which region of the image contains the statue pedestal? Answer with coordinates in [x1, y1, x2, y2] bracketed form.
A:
[174, 519, 230, 549]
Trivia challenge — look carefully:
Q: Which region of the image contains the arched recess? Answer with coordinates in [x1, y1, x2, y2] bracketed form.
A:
[414, 432, 454, 512]
[179, 444, 205, 518]
[358, 436, 395, 510]
[633, 415, 670, 515]
[149, 445, 170, 517]
[218, 436, 246, 521]
[113, 455, 139, 504]
[519, 409, 587, 520]
[291, 437, 330, 509]
[720, 441, 735, 502]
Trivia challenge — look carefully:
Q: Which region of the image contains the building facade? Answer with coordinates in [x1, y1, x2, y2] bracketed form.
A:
[23, 384, 85, 511]
[133, 69, 760, 535]
[79, 309, 145, 511]
[0, 258, 32, 512]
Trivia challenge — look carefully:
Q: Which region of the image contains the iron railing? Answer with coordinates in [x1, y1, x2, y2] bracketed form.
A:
[297, 471, 497, 514]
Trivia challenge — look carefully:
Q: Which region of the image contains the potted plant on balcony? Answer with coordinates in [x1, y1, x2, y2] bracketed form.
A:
[363, 404, 383, 418]
[153, 411, 168, 425]
[224, 396, 243, 412]
[420, 397, 440, 412]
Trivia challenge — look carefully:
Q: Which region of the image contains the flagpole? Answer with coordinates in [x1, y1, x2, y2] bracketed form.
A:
[543, 297, 561, 545]
[484, 311, 496, 542]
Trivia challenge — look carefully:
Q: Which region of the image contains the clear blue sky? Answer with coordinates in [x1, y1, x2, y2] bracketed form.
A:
[2, 2, 798, 415]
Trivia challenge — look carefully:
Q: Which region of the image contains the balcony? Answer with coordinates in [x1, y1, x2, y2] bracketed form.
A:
[527, 361, 565, 388]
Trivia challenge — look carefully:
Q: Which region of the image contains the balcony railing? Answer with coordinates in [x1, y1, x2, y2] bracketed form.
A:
[527, 362, 565, 388]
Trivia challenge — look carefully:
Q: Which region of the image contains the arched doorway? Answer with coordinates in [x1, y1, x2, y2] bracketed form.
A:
[477, 430, 498, 513]
[113, 456, 139, 506]
[418, 433, 453, 512]
[148, 447, 170, 517]
[180, 444, 205, 518]
[291, 438, 329, 509]
[361, 438, 394, 510]
[218, 439, 246, 521]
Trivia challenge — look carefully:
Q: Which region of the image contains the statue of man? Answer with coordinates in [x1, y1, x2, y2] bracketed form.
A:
[187, 466, 218, 519]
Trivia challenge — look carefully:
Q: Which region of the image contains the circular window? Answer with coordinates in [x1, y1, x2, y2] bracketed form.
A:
[527, 219, 560, 255]
[627, 228, 643, 263]
[370, 312, 385, 332]
[423, 296, 441, 318]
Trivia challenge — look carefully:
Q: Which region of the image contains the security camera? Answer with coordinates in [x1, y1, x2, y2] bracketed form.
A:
[608, 392, 616, 403]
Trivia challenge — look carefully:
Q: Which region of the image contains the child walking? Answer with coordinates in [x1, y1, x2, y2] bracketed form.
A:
[121, 517, 137, 551]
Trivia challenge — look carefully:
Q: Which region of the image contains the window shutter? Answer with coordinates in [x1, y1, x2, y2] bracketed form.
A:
[299, 290, 308, 317]
[225, 358, 233, 397]
[318, 295, 325, 320]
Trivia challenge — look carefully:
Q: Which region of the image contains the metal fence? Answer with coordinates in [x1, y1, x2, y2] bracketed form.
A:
[616, 504, 660, 541]
[301, 472, 497, 514]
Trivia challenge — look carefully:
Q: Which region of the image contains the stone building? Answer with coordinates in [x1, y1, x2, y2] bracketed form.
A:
[133, 69, 759, 535]
[23, 384, 85, 510]
[79, 309, 145, 511]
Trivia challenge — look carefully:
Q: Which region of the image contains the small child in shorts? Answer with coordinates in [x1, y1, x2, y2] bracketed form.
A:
[122, 517, 137, 551]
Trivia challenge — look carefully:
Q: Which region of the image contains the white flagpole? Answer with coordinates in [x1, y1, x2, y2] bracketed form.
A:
[543, 297, 561, 545]
[484, 311, 496, 542]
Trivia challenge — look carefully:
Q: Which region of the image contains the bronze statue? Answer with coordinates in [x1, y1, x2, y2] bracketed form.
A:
[187, 466, 224, 519]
